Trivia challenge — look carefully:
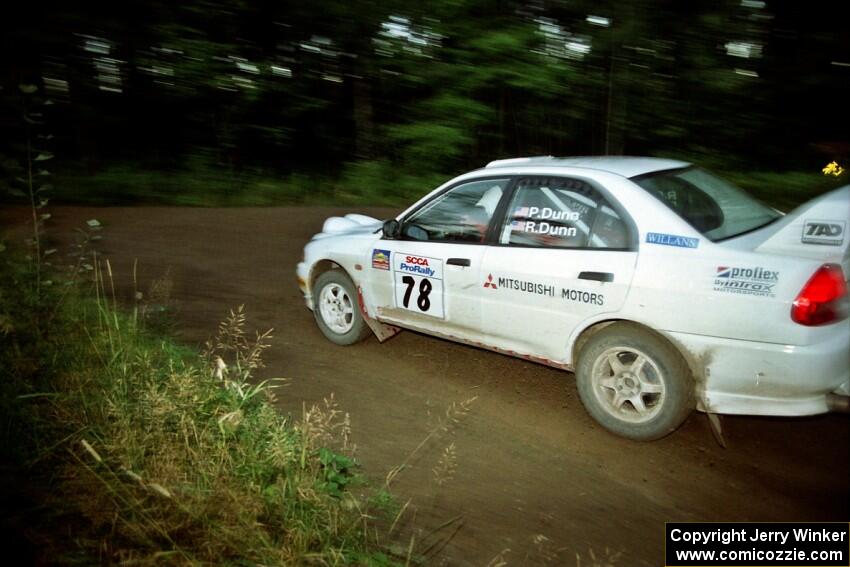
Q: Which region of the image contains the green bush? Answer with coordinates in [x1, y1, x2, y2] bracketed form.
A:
[721, 170, 845, 211]
[42, 158, 452, 207]
[33, 160, 847, 210]
[335, 160, 447, 205]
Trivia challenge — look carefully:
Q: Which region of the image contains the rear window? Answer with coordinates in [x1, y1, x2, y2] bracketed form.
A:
[632, 167, 781, 241]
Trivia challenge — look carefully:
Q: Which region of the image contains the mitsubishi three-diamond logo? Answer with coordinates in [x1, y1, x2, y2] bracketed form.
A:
[483, 274, 497, 289]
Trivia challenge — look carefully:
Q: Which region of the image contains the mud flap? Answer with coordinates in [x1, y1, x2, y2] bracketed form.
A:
[706, 412, 727, 448]
[357, 286, 401, 343]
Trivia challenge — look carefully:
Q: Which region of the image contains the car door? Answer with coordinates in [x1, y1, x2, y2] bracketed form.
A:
[479, 175, 638, 364]
[368, 178, 512, 340]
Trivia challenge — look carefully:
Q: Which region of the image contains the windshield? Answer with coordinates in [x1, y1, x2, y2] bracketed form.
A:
[632, 167, 781, 241]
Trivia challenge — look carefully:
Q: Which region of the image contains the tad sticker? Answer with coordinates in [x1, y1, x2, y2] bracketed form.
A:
[802, 220, 845, 246]
[393, 254, 444, 318]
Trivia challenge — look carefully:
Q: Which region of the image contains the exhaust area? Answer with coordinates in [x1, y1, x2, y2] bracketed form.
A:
[826, 393, 850, 413]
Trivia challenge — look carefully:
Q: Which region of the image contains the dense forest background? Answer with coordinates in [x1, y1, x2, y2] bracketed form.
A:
[1, 0, 848, 205]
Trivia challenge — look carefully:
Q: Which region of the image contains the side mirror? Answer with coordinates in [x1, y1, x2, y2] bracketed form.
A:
[382, 219, 400, 239]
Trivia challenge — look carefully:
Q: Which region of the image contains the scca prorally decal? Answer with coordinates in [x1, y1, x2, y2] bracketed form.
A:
[393, 253, 444, 318]
[561, 288, 604, 306]
[371, 249, 390, 270]
[397, 254, 436, 277]
[645, 232, 699, 249]
[713, 265, 779, 297]
[802, 219, 845, 246]
[495, 276, 555, 296]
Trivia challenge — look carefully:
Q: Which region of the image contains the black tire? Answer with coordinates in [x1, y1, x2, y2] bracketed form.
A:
[312, 270, 371, 346]
[575, 323, 694, 441]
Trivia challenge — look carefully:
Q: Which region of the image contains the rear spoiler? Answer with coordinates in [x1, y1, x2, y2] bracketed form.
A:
[754, 186, 849, 275]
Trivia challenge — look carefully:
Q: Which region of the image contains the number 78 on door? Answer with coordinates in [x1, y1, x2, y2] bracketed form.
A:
[393, 254, 445, 318]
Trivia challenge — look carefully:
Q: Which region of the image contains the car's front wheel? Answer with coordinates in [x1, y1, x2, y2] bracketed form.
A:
[576, 323, 694, 440]
[312, 270, 371, 346]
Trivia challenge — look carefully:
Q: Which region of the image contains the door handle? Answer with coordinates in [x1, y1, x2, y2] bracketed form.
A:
[578, 271, 614, 282]
[447, 258, 471, 267]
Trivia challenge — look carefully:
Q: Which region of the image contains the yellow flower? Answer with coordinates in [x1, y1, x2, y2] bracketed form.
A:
[822, 161, 845, 176]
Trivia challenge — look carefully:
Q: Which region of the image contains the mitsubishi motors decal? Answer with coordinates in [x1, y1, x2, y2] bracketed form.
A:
[482, 274, 604, 305]
[483, 274, 554, 296]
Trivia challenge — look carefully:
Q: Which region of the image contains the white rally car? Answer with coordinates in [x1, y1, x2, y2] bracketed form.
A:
[296, 157, 850, 440]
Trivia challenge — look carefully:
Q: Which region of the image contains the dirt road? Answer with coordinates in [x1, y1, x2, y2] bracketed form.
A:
[3, 206, 848, 565]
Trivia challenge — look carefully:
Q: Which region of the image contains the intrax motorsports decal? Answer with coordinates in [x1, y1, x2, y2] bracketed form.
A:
[645, 232, 699, 249]
[714, 265, 779, 297]
[802, 219, 845, 246]
[371, 249, 390, 270]
[393, 254, 444, 318]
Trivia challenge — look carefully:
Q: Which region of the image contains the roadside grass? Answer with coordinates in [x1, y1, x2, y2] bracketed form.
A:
[0, 237, 629, 566]
[0, 252, 403, 565]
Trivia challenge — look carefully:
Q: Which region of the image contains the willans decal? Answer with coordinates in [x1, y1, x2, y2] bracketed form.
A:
[645, 232, 699, 249]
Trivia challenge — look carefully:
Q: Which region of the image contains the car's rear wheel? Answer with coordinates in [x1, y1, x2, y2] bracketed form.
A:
[312, 270, 371, 345]
[576, 323, 694, 440]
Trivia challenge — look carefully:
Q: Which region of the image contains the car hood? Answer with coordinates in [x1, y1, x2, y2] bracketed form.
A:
[311, 214, 382, 241]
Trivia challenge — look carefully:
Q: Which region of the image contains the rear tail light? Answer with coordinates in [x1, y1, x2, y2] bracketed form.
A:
[791, 264, 849, 326]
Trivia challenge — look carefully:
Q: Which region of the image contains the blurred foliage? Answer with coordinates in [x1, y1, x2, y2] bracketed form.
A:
[1, 0, 848, 205]
[724, 170, 845, 212]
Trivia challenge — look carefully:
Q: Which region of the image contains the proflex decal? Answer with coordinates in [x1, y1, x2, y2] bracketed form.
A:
[713, 265, 779, 297]
[802, 220, 845, 246]
[645, 232, 699, 249]
[371, 249, 390, 270]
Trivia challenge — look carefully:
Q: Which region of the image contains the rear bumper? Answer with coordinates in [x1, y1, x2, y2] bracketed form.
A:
[668, 324, 850, 416]
[827, 391, 850, 413]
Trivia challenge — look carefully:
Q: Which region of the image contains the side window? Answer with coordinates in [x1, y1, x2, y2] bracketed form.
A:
[499, 177, 629, 249]
[403, 179, 509, 242]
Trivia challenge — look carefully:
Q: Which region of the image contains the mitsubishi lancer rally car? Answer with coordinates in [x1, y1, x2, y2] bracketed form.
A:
[296, 156, 850, 440]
